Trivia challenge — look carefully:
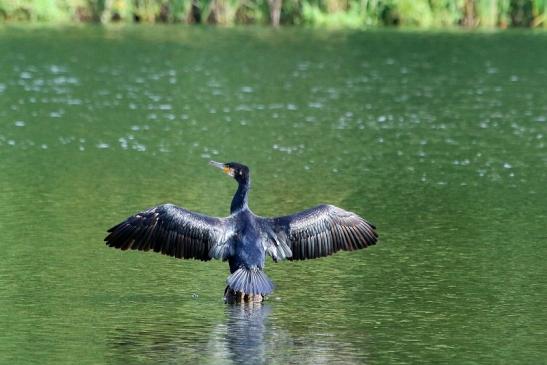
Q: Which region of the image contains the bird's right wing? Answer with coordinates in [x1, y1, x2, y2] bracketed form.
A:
[260, 204, 378, 261]
[105, 204, 234, 261]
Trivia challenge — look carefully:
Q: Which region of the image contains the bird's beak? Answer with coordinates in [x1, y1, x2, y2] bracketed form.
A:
[209, 160, 234, 177]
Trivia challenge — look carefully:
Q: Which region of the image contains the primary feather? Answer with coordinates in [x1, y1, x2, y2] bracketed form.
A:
[105, 204, 233, 261]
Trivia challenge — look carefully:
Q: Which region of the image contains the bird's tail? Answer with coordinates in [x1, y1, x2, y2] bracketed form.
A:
[226, 267, 274, 296]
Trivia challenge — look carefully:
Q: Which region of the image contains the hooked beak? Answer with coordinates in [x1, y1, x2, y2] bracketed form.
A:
[209, 160, 234, 177]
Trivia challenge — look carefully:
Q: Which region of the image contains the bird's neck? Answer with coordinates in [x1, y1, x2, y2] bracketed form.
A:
[231, 179, 250, 213]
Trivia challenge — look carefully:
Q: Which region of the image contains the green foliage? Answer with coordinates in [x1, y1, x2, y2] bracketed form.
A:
[477, 0, 498, 27]
[396, 0, 434, 26]
[497, 0, 511, 26]
[429, 0, 464, 27]
[0, 0, 546, 27]
[280, 0, 301, 24]
[301, 0, 364, 28]
[0, 0, 71, 21]
[510, 0, 534, 26]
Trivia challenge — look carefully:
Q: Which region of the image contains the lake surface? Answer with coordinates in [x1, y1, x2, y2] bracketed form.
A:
[0, 26, 546, 364]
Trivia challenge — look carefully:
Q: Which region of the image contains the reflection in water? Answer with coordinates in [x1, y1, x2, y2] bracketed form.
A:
[108, 302, 362, 364]
[221, 304, 271, 365]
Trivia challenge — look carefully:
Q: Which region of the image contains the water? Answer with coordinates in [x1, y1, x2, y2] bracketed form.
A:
[0, 26, 546, 364]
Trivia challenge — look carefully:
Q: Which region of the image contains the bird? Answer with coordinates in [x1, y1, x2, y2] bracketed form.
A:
[104, 161, 378, 302]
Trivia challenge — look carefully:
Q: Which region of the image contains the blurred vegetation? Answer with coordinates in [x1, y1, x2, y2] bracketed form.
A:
[0, 0, 546, 27]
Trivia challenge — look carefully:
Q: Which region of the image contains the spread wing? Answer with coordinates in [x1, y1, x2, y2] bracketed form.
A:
[260, 204, 378, 261]
[105, 204, 234, 261]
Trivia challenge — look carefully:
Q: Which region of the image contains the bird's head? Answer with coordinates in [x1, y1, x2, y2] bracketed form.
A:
[209, 161, 250, 185]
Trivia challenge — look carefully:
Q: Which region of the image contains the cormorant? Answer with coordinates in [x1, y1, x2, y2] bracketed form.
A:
[105, 161, 378, 302]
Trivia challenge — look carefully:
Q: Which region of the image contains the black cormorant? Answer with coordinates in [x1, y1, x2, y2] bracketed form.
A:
[105, 161, 378, 302]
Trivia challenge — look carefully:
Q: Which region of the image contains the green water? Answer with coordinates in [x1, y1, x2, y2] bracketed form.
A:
[0, 26, 546, 364]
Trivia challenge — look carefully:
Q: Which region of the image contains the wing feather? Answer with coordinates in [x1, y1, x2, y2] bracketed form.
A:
[105, 204, 233, 261]
[259, 204, 378, 261]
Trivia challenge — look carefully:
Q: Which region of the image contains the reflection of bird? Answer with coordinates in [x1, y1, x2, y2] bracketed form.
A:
[224, 303, 271, 364]
[105, 161, 378, 302]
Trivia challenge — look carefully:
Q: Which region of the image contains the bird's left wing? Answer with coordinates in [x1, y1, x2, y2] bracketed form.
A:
[105, 204, 234, 261]
[258, 204, 378, 261]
